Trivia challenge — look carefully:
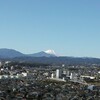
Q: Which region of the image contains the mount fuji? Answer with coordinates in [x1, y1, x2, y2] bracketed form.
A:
[29, 50, 57, 57]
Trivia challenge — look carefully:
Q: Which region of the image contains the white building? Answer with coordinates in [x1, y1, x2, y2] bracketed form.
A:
[56, 69, 60, 79]
[51, 73, 54, 78]
[70, 73, 78, 81]
[63, 70, 67, 75]
[67, 71, 70, 77]
[50, 69, 66, 82]
[0, 62, 2, 67]
[22, 72, 27, 77]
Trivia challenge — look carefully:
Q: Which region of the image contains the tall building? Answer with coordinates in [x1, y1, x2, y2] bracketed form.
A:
[56, 69, 63, 79]
[70, 72, 78, 81]
[51, 73, 54, 78]
[50, 69, 66, 82]
[56, 69, 60, 79]
[67, 70, 70, 77]
[0, 62, 2, 67]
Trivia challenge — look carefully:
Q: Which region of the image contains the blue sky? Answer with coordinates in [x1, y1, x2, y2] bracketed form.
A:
[0, 0, 100, 57]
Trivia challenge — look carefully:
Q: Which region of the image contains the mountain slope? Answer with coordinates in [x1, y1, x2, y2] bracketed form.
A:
[0, 48, 24, 58]
[0, 49, 57, 58]
[29, 51, 56, 57]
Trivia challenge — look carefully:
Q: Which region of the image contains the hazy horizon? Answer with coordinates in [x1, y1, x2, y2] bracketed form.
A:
[0, 0, 100, 57]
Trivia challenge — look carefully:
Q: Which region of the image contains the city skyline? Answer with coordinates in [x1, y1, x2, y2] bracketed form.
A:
[0, 0, 100, 57]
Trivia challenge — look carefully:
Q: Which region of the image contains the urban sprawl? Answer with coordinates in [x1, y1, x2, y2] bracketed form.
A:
[0, 61, 100, 100]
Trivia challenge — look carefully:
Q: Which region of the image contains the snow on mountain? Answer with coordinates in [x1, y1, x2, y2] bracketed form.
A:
[44, 50, 56, 55]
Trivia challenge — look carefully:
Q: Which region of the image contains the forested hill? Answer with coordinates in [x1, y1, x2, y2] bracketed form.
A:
[12, 57, 100, 66]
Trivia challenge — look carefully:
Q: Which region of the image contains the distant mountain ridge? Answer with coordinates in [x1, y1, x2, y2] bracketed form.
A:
[0, 48, 57, 58]
[0, 48, 100, 65]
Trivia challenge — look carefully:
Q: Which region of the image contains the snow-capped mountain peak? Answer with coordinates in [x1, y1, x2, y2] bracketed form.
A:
[44, 50, 56, 55]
